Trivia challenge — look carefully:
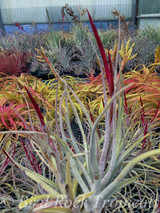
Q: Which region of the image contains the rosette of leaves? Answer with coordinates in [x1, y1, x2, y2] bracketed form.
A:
[0, 35, 19, 51]
[30, 59, 51, 79]
[138, 24, 160, 45]
[72, 42, 97, 75]
[2, 10, 160, 213]
[44, 31, 73, 51]
[42, 31, 78, 76]
[90, 29, 116, 51]
[72, 24, 89, 47]
[0, 33, 43, 54]
[0, 49, 30, 76]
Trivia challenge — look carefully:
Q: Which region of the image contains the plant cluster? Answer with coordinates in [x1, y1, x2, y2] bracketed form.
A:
[0, 7, 160, 213]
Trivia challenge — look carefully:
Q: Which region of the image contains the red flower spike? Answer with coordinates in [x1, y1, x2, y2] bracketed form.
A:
[87, 9, 114, 97]
[25, 87, 45, 128]
[14, 22, 25, 32]
[108, 50, 114, 79]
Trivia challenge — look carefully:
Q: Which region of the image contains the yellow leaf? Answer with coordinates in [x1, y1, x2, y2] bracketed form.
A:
[127, 48, 132, 60]
[111, 40, 118, 62]
[131, 42, 135, 49]
[74, 191, 95, 206]
[37, 207, 72, 213]
[2, 140, 11, 153]
[125, 39, 130, 52]
[129, 53, 137, 61]
[41, 46, 46, 56]
[36, 55, 43, 59]
[0, 134, 4, 142]
[96, 57, 101, 67]
[35, 48, 41, 55]
[37, 59, 45, 62]
[113, 40, 118, 53]
[119, 43, 125, 58]
[155, 46, 160, 63]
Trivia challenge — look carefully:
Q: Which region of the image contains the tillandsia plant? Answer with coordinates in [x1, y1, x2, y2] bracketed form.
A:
[1, 83, 160, 212]
[0, 101, 28, 131]
[0, 74, 59, 137]
[123, 64, 160, 127]
[1, 10, 160, 213]
[138, 23, 160, 45]
[0, 49, 30, 76]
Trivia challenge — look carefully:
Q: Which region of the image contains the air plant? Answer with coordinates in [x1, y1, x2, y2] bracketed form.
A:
[5, 73, 159, 213]
[0, 102, 28, 131]
[1, 10, 159, 213]
[44, 31, 68, 51]
[138, 23, 160, 45]
[123, 64, 160, 127]
[0, 50, 30, 76]
[72, 24, 89, 47]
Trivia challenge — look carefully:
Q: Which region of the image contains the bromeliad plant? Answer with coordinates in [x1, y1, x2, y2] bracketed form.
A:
[0, 49, 30, 76]
[2, 10, 160, 213]
[123, 64, 160, 127]
[0, 101, 28, 131]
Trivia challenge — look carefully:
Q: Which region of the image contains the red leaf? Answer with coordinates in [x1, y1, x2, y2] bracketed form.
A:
[87, 9, 114, 97]
[20, 138, 39, 173]
[151, 100, 160, 123]
[140, 119, 148, 152]
[30, 152, 41, 174]
[8, 115, 17, 130]
[2, 150, 18, 169]
[1, 115, 11, 129]
[140, 97, 145, 127]
[25, 87, 45, 128]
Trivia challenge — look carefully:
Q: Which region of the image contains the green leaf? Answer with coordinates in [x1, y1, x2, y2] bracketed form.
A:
[108, 175, 142, 198]
[116, 133, 151, 167]
[66, 155, 74, 202]
[100, 149, 160, 199]
[18, 194, 66, 209]
[69, 157, 89, 194]
[25, 170, 60, 195]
